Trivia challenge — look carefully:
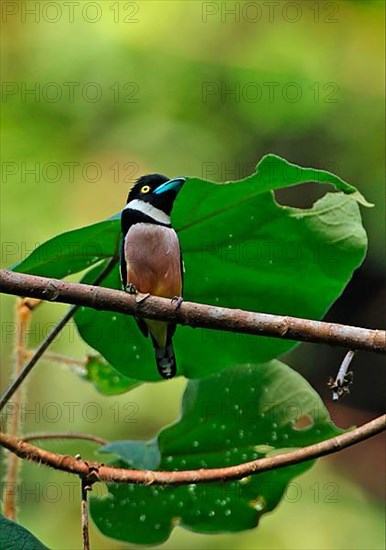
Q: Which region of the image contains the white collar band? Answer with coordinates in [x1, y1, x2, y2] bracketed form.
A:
[124, 199, 171, 225]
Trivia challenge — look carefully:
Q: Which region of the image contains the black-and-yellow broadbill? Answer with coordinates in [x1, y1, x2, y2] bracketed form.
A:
[120, 174, 185, 379]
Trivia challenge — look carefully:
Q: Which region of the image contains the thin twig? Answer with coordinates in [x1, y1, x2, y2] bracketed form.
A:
[0, 270, 384, 357]
[0, 414, 384, 486]
[0, 260, 117, 412]
[3, 298, 37, 519]
[24, 350, 85, 367]
[22, 432, 108, 445]
[80, 475, 91, 550]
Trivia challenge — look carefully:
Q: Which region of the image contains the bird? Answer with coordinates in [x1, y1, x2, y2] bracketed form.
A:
[120, 174, 185, 379]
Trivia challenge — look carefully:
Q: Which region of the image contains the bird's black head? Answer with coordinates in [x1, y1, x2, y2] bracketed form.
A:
[126, 174, 185, 215]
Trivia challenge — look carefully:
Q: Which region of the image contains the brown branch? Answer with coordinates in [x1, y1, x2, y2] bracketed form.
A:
[0, 269, 384, 355]
[22, 432, 108, 445]
[0, 415, 384, 486]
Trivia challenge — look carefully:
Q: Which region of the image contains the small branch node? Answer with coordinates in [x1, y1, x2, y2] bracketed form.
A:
[135, 292, 150, 304]
[75, 455, 100, 484]
[278, 318, 289, 336]
[144, 471, 156, 485]
[43, 281, 60, 301]
[86, 465, 101, 485]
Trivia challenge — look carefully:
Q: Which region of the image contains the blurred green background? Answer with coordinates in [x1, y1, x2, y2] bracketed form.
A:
[1, 1, 384, 549]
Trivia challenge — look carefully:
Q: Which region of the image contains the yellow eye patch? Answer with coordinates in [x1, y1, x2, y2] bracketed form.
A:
[141, 185, 151, 194]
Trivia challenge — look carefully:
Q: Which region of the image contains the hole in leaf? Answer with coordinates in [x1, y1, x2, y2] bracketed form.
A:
[274, 182, 330, 209]
[293, 415, 314, 430]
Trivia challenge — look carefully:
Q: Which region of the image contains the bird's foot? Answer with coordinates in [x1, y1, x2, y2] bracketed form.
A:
[171, 296, 183, 309]
[124, 283, 137, 295]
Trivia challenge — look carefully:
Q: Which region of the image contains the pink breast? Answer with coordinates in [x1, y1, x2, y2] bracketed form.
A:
[124, 223, 182, 298]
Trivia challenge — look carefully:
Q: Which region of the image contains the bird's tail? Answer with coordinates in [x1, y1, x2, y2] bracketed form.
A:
[153, 340, 177, 379]
[147, 320, 177, 379]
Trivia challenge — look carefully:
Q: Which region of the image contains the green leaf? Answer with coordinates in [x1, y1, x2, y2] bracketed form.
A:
[76, 156, 368, 381]
[90, 361, 342, 545]
[0, 514, 49, 550]
[11, 155, 368, 381]
[81, 354, 140, 395]
[100, 439, 160, 469]
[11, 217, 120, 278]
[215, 154, 372, 206]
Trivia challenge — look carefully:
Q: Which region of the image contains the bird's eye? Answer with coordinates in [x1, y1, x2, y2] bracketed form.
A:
[141, 185, 151, 194]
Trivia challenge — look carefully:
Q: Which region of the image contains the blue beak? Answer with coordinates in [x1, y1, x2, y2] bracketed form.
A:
[154, 177, 185, 195]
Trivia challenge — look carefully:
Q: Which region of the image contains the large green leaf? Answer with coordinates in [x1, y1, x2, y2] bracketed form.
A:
[11, 217, 120, 277]
[90, 361, 342, 545]
[75, 156, 368, 381]
[12, 155, 368, 382]
[0, 514, 49, 550]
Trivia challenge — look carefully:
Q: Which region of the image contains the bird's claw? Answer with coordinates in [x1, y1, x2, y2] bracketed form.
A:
[171, 296, 183, 309]
[125, 283, 137, 295]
